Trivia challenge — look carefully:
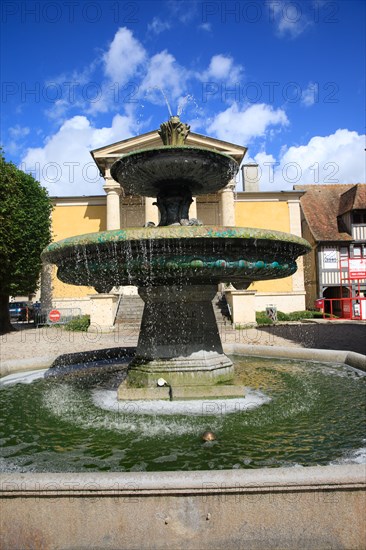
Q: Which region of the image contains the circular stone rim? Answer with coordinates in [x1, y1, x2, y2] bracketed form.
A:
[42, 226, 311, 261]
[110, 146, 239, 196]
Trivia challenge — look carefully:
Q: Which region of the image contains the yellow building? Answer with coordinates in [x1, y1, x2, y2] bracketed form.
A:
[43, 129, 306, 325]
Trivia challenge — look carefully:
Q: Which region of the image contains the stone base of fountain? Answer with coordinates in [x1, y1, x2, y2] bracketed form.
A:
[117, 382, 245, 400]
[117, 285, 244, 399]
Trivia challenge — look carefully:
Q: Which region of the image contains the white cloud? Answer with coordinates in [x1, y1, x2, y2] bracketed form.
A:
[43, 60, 102, 120]
[9, 125, 30, 138]
[267, 0, 312, 38]
[20, 114, 137, 196]
[40, 28, 146, 119]
[147, 17, 171, 34]
[199, 54, 243, 82]
[45, 98, 77, 121]
[140, 50, 189, 109]
[42, 28, 147, 118]
[206, 102, 289, 144]
[103, 27, 146, 84]
[198, 22, 212, 32]
[301, 82, 318, 107]
[255, 129, 366, 191]
[6, 125, 31, 155]
[166, 0, 198, 24]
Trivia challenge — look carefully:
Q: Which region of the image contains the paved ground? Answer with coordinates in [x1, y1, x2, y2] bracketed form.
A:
[0, 322, 138, 364]
[257, 321, 366, 355]
[1, 319, 364, 367]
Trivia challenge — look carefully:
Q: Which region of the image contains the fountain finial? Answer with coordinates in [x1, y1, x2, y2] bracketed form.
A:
[158, 116, 190, 146]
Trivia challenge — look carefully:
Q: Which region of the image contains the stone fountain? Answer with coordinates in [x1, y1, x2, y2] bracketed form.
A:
[42, 116, 310, 398]
[2, 118, 365, 549]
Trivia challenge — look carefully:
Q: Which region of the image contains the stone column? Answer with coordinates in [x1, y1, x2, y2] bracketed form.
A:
[288, 199, 306, 294]
[145, 197, 159, 226]
[103, 169, 122, 230]
[219, 180, 236, 226]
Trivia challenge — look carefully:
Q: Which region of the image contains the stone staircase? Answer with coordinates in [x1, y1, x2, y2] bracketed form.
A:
[115, 294, 144, 330]
[115, 292, 233, 330]
[213, 292, 232, 328]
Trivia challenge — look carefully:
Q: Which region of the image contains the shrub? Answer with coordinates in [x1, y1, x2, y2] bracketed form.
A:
[287, 310, 314, 321]
[64, 315, 90, 332]
[312, 311, 338, 319]
[256, 311, 273, 325]
[255, 309, 328, 324]
[276, 311, 290, 321]
[312, 311, 323, 318]
[255, 309, 337, 325]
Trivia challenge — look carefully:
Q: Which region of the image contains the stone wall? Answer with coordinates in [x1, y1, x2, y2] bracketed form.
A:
[1, 465, 364, 549]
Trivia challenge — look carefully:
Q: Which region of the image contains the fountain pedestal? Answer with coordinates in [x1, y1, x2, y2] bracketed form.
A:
[125, 285, 234, 388]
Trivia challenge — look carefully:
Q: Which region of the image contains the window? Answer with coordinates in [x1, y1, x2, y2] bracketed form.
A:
[352, 210, 366, 224]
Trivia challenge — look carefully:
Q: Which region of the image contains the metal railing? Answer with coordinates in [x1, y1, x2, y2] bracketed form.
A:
[318, 297, 366, 320]
[35, 308, 82, 326]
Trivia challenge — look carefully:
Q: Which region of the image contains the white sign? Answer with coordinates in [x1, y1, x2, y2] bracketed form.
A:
[322, 248, 338, 269]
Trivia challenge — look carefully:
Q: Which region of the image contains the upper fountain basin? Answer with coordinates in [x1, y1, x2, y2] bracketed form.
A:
[110, 146, 239, 196]
[42, 226, 311, 292]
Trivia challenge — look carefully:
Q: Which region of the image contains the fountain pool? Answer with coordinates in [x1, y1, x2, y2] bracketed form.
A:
[1, 354, 365, 473]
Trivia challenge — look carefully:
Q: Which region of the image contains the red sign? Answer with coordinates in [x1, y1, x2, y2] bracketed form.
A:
[349, 258, 366, 279]
[315, 299, 324, 309]
[49, 309, 61, 323]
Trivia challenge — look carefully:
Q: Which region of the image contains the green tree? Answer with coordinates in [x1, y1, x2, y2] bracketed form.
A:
[0, 151, 52, 334]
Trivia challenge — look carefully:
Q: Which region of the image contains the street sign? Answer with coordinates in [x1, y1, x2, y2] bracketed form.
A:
[49, 309, 61, 323]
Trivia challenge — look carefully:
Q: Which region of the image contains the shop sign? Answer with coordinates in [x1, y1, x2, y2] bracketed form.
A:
[349, 258, 366, 279]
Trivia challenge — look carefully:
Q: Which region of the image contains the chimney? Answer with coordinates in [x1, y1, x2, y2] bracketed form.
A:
[242, 164, 259, 192]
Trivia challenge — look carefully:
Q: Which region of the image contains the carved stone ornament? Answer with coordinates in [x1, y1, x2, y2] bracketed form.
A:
[158, 116, 191, 146]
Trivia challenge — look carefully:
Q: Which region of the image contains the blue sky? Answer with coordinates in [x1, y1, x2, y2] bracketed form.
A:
[1, 0, 365, 195]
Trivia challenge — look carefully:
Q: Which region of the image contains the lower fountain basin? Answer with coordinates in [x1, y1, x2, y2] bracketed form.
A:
[2, 348, 365, 549]
[1, 351, 365, 472]
[42, 226, 310, 291]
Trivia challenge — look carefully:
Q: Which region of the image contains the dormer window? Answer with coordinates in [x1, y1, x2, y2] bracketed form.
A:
[337, 215, 350, 234]
[352, 210, 366, 224]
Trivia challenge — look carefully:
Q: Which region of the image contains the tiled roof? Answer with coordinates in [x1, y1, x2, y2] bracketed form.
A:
[338, 185, 366, 215]
[294, 184, 366, 242]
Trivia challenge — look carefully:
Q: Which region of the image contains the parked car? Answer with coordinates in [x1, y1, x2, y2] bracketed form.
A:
[8, 301, 35, 322]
